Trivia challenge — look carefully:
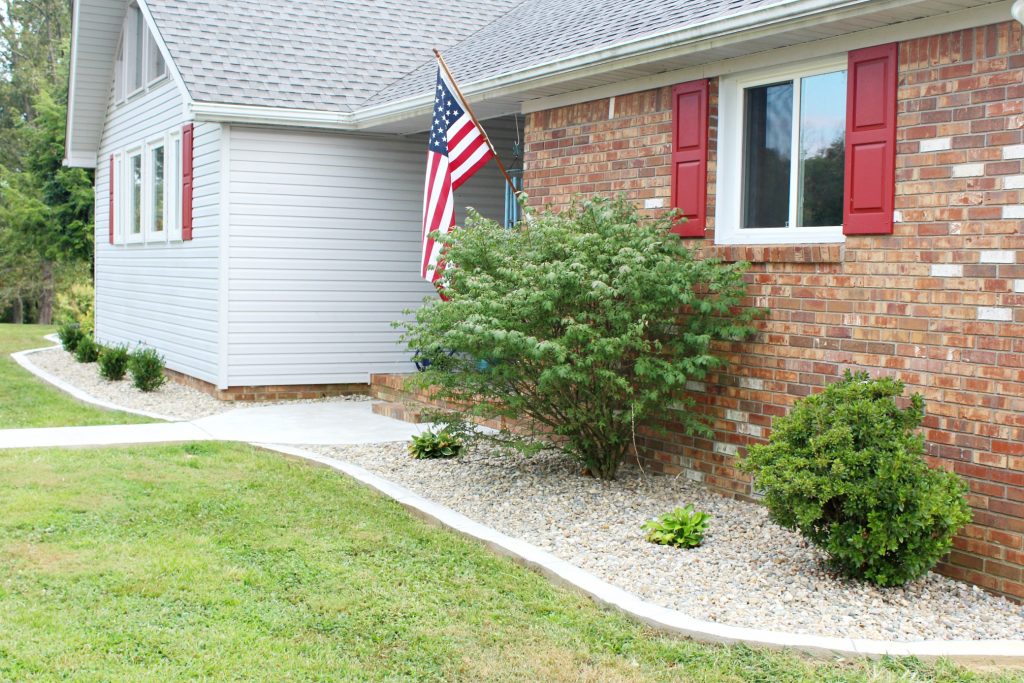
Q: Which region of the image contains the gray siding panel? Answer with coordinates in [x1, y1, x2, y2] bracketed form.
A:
[94, 78, 221, 384]
[226, 123, 512, 386]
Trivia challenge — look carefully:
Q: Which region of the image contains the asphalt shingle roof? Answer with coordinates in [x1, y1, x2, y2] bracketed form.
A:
[145, 0, 525, 112]
[145, 0, 784, 113]
[371, 0, 786, 107]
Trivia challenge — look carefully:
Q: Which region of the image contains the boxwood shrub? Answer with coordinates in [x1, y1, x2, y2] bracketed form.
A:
[742, 371, 971, 587]
[73, 335, 100, 363]
[129, 347, 167, 392]
[98, 344, 131, 381]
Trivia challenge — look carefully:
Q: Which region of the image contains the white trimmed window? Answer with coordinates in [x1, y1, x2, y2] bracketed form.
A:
[114, 2, 167, 104]
[115, 129, 183, 246]
[716, 56, 848, 245]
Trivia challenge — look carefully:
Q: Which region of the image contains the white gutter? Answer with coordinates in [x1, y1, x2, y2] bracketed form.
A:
[1013, 0, 1024, 22]
[62, 0, 82, 166]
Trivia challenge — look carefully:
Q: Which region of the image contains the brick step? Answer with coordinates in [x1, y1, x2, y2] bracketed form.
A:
[371, 400, 431, 424]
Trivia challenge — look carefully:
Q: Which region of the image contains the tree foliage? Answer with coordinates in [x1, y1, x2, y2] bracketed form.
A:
[402, 196, 759, 480]
[0, 0, 93, 323]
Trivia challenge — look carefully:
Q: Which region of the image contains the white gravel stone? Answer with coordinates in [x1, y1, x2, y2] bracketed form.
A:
[30, 347, 370, 421]
[312, 441, 1024, 643]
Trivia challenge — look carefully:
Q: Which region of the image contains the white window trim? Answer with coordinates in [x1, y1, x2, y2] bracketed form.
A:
[144, 136, 168, 242]
[113, 129, 184, 247]
[125, 147, 144, 244]
[166, 130, 183, 242]
[716, 54, 848, 246]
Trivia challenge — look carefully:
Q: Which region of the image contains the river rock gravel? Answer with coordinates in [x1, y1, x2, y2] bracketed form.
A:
[29, 347, 370, 421]
[312, 440, 1024, 643]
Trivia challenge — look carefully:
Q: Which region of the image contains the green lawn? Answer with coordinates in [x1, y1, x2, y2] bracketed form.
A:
[0, 442, 1016, 683]
[0, 324, 153, 428]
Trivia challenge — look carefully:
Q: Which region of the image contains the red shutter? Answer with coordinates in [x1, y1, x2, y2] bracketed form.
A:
[182, 123, 194, 241]
[108, 154, 115, 244]
[843, 43, 898, 235]
[670, 79, 709, 238]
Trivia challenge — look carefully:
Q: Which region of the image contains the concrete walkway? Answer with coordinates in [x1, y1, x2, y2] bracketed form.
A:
[0, 401, 426, 450]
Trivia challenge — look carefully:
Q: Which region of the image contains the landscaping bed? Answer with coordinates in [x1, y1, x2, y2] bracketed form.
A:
[28, 346, 370, 421]
[312, 441, 1024, 643]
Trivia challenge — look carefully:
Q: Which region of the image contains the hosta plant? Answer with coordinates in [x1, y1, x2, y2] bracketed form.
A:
[409, 429, 463, 460]
[741, 371, 972, 587]
[642, 505, 711, 549]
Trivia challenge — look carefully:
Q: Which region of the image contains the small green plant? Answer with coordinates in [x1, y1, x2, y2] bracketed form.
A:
[73, 335, 100, 363]
[409, 429, 463, 459]
[128, 347, 167, 392]
[97, 344, 130, 381]
[741, 370, 972, 587]
[57, 322, 84, 353]
[642, 505, 711, 548]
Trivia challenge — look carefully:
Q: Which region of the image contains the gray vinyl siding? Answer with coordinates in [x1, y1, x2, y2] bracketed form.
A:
[226, 122, 513, 386]
[93, 77, 222, 384]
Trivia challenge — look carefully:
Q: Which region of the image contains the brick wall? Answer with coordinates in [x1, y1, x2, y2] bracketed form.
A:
[522, 21, 1024, 600]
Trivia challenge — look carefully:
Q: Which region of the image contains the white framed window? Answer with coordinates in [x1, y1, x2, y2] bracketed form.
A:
[115, 129, 183, 246]
[145, 138, 167, 241]
[716, 55, 848, 245]
[126, 148, 144, 243]
[114, 3, 167, 105]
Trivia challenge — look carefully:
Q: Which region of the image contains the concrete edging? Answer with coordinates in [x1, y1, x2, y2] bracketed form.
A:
[256, 443, 1024, 667]
[11, 339, 179, 422]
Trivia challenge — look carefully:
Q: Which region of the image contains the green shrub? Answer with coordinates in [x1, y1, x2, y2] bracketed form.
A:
[73, 335, 100, 363]
[409, 429, 463, 460]
[97, 344, 130, 381]
[642, 505, 711, 548]
[741, 371, 972, 587]
[402, 196, 759, 480]
[128, 348, 167, 392]
[57, 322, 84, 353]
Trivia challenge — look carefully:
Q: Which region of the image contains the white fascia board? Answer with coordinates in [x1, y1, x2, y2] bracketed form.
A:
[137, 0, 194, 112]
[64, 152, 98, 168]
[190, 101, 356, 128]
[63, 0, 83, 167]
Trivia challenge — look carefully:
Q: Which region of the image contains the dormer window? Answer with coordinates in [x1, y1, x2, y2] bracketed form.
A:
[114, 3, 167, 104]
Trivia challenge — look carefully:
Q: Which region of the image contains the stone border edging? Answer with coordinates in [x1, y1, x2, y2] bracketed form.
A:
[257, 442, 1024, 666]
[10, 340, 178, 422]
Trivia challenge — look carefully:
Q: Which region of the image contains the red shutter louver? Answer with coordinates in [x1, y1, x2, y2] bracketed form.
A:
[108, 154, 115, 244]
[843, 43, 898, 235]
[182, 123, 194, 241]
[670, 79, 709, 238]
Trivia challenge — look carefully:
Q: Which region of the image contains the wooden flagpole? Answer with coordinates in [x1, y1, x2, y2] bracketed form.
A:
[433, 48, 520, 198]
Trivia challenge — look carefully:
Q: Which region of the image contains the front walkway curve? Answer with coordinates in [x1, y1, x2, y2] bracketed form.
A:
[0, 401, 426, 450]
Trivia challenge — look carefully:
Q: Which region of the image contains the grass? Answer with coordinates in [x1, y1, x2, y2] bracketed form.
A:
[0, 442, 1018, 682]
[0, 324, 153, 428]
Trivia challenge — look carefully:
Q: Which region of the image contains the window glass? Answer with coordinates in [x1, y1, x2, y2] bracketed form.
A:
[147, 32, 166, 83]
[128, 4, 143, 92]
[130, 153, 142, 235]
[797, 70, 846, 227]
[151, 146, 165, 233]
[742, 81, 792, 229]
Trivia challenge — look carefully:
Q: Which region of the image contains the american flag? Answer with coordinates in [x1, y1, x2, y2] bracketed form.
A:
[421, 66, 494, 283]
